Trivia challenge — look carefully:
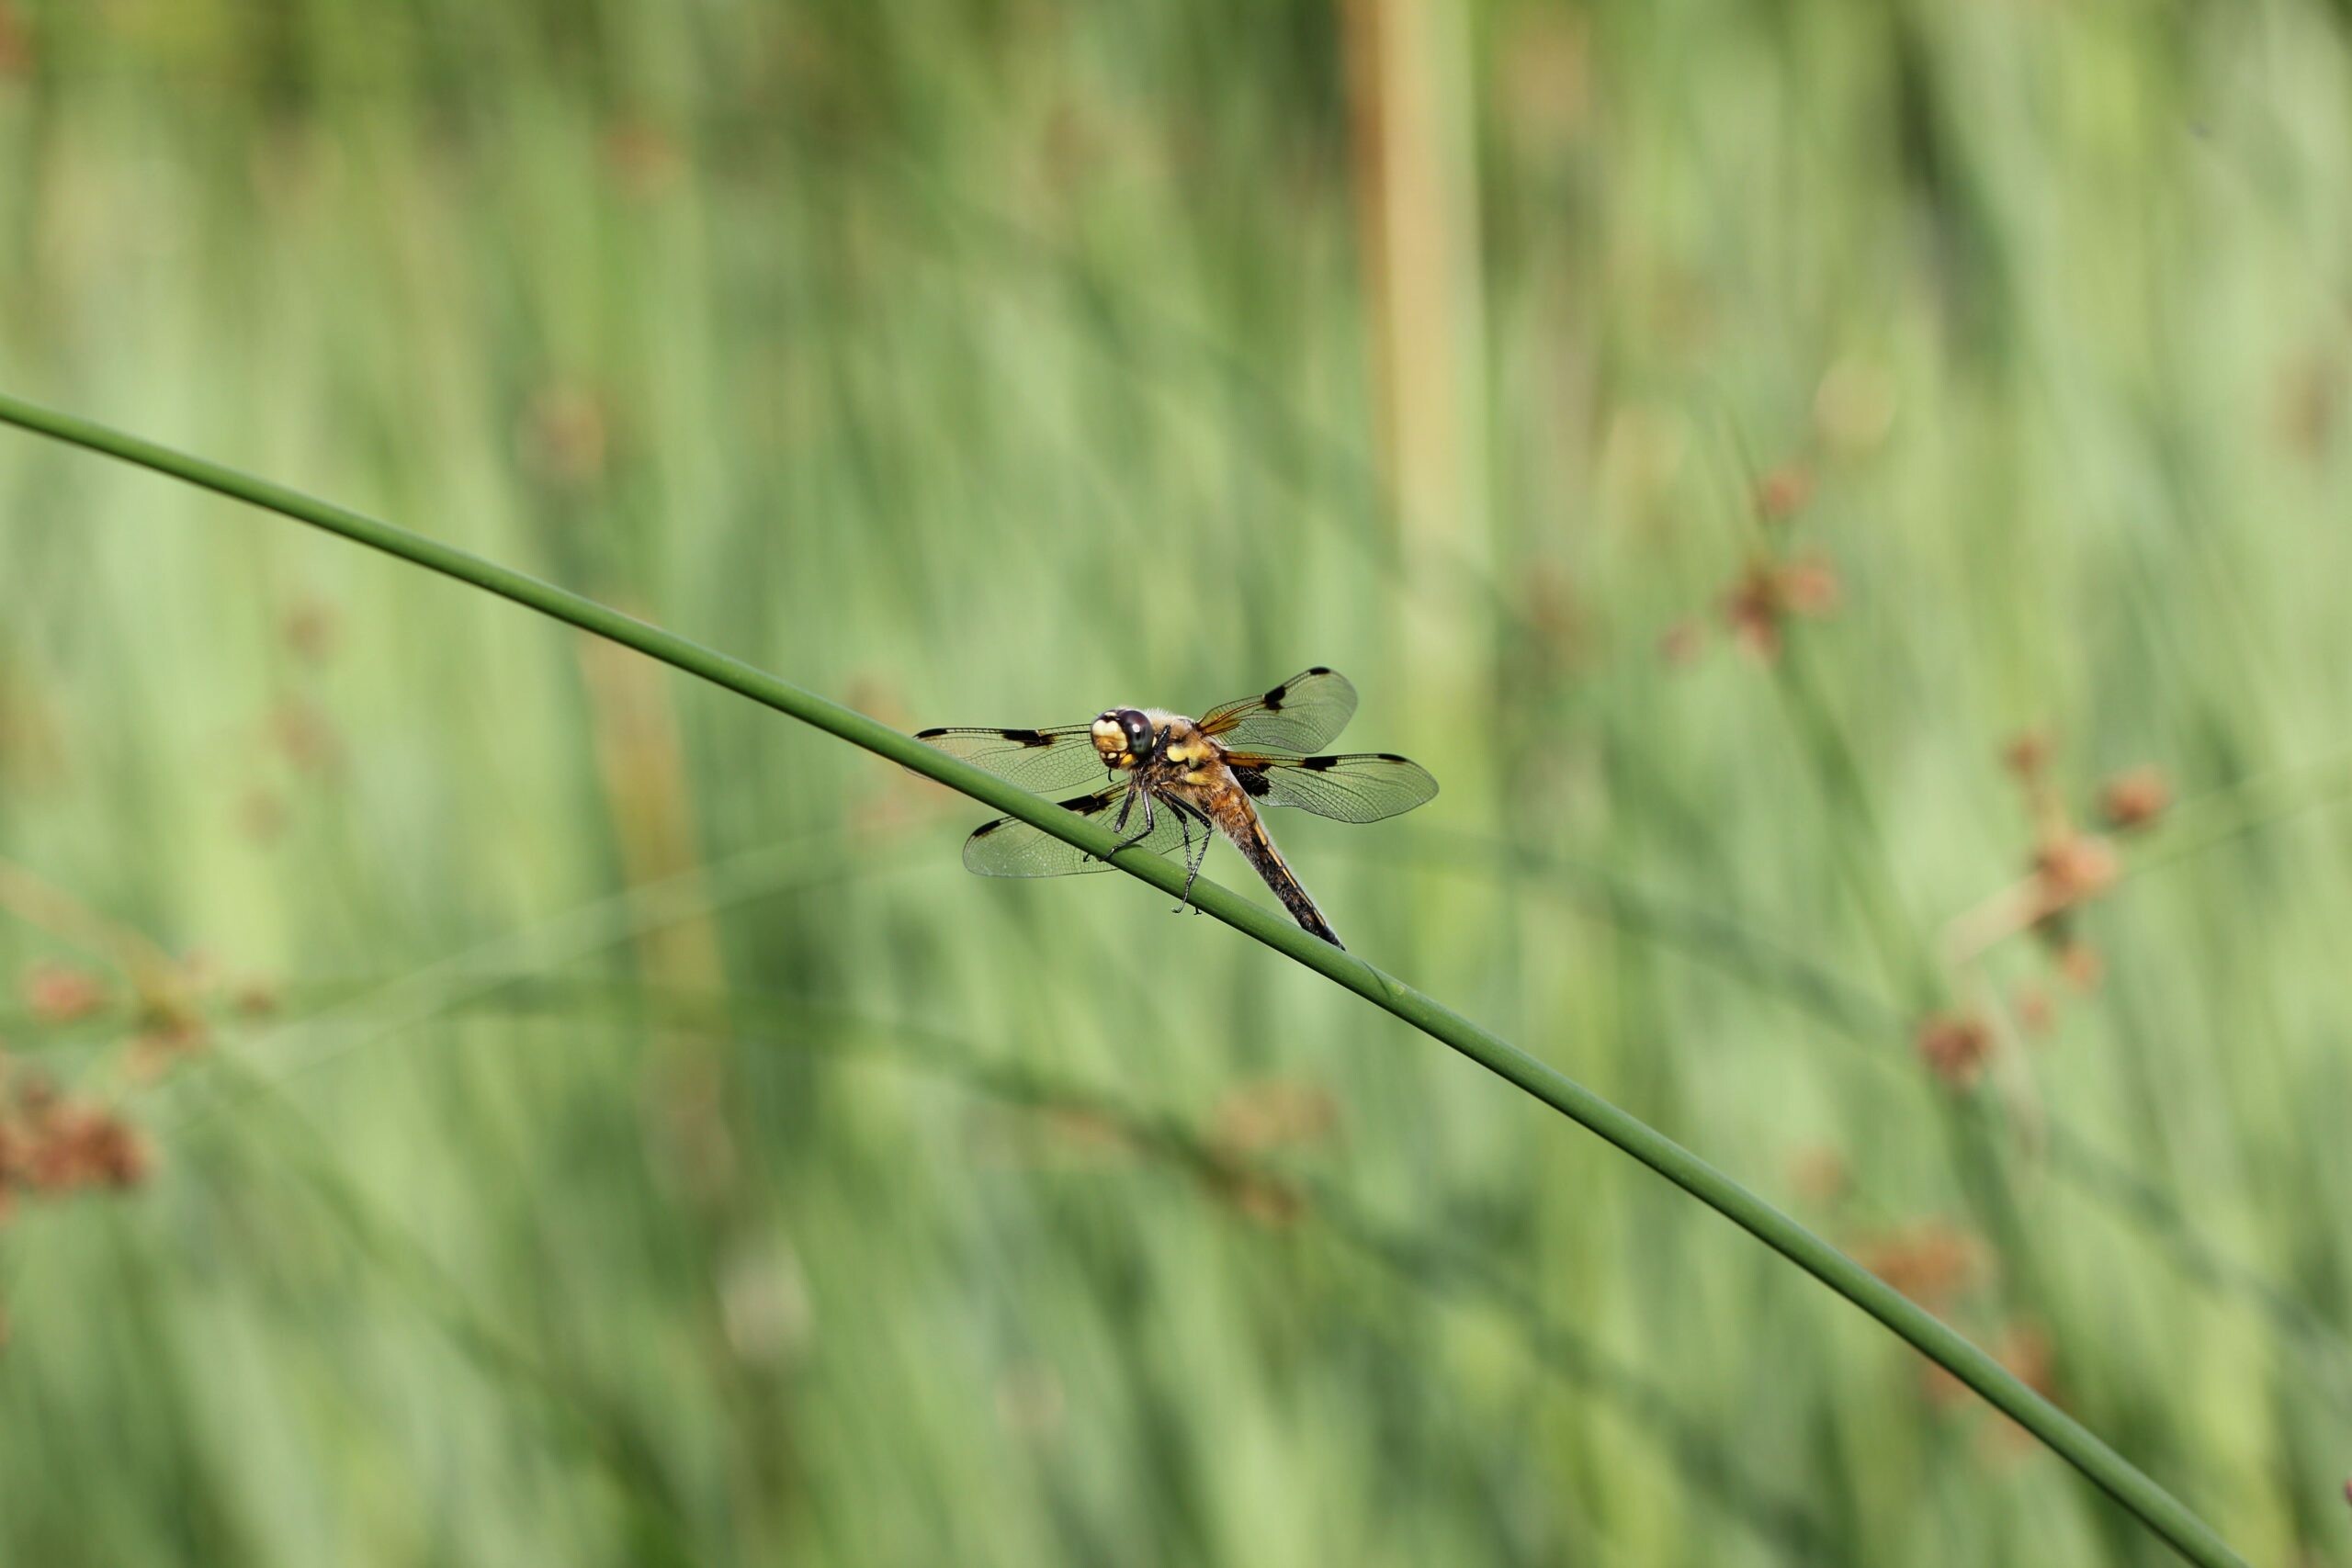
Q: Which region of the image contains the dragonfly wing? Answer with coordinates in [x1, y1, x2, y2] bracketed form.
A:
[915, 723, 1109, 793]
[1197, 668, 1358, 754]
[962, 787, 1204, 877]
[1224, 752, 1438, 824]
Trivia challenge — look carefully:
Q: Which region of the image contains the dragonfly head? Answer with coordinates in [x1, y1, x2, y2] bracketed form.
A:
[1092, 707, 1157, 764]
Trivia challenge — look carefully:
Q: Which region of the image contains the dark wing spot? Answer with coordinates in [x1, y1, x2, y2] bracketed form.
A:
[1059, 793, 1113, 815]
[970, 818, 1005, 838]
[1231, 765, 1272, 797]
[914, 727, 947, 739]
[1300, 755, 1340, 772]
[1306, 665, 1331, 675]
[1376, 752, 1409, 763]
[1262, 683, 1288, 711]
[1001, 728, 1054, 747]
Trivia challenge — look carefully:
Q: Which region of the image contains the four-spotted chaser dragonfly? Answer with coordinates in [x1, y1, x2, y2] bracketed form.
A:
[917, 668, 1435, 949]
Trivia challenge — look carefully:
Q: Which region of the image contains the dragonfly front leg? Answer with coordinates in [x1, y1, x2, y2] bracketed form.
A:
[1112, 784, 1159, 850]
[1090, 782, 1146, 864]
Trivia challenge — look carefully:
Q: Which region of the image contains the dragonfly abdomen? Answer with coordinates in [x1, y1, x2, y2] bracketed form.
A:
[1208, 794, 1343, 950]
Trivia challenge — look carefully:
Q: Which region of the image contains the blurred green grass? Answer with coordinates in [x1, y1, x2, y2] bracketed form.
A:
[4, 1, 2352, 1562]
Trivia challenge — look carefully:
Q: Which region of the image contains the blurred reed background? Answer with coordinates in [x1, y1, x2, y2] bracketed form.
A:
[1, 2, 2349, 1563]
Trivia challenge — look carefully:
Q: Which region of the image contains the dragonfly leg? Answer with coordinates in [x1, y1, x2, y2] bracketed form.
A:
[1089, 784, 1141, 864]
[1113, 785, 1159, 851]
[1168, 807, 1196, 911]
[1174, 805, 1211, 913]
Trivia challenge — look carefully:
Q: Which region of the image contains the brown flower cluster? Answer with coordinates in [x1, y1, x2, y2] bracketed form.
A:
[1719, 553, 1841, 661]
[0, 1061, 150, 1224]
[21, 954, 210, 1077]
[2097, 766, 2170, 831]
[1658, 457, 1848, 666]
[1853, 1218, 1982, 1313]
[1848, 1215, 2059, 1456]
[2000, 735, 2170, 988]
[1753, 464, 1815, 523]
[23, 959, 107, 1022]
[1916, 1012, 1994, 1089]
[1938, 737, 2174, 1048]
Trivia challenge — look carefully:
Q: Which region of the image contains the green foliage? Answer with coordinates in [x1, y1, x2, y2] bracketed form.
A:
[0, 2, 2346, 1563]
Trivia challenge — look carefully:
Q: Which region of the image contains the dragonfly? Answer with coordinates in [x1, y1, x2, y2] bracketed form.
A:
[916, 668, 1436, 950]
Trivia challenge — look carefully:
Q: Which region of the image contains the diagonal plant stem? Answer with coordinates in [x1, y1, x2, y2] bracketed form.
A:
[0, 389, 2246, 1568]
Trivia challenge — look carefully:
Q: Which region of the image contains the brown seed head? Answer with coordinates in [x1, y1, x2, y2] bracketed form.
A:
[1855, 1220, 1980, 1311]
[2002, 730, 2052, 784]
[8, 1082, 150, 1197]
[1755, 465, 1815, 523]
[23, 962, 107, 1022]
[1721, 557, 1840, 661]
[2055, 940, 2105, 992]
[2031, 830, 2120, 914]
[1917, 1012, 1993, 1089]
[1778, 555, 1841, 615]
[77, 1113, 150, 1189]
[127, 1015, 209, 1083]
[1722, 562, 1784, 660]
[2098, 767, 2169, 832]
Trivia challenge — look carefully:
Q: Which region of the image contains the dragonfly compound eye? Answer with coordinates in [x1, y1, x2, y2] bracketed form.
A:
[1117, 709, 1155, 754]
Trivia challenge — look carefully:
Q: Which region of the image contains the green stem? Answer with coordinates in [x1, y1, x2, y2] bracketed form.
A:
[0, 389, 2247, 1568]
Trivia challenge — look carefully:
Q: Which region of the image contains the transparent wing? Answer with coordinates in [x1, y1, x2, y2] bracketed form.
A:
[915, 723, 1109, 794]
[1224, 752, 1438, 824]
[962, 787, 1206, 877]
[1197, 668, 1358, 754]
